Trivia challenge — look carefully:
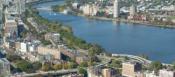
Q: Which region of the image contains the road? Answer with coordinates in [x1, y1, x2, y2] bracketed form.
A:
[11, 69, 78, 77]
[112, 54, 172, 66]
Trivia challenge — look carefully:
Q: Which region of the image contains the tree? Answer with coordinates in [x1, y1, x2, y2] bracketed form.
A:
[68, 62, 77, 69]
[88, 44, 104, 56]
[32, 62, 42, 71]
[53, 64, 62, 70]
[15, 60, 33, 73]
[6, 54, 22, 62]
[63, 62, 69, 69]
[41, 63, 52, 71]
[110, 60, 122, 68]
[79, 62, 88, 67]
[78, 67, 87, 77]
[150, 61, 163, 72]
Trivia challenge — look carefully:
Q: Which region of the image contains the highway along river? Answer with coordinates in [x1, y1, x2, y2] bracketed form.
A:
[34, 0, 175, 63]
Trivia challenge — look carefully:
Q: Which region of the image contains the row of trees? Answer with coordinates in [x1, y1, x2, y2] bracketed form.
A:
[41, 62, 78, 71]
[6, 54, 42, 73]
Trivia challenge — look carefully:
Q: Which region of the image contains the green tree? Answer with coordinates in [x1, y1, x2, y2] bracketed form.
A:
[68, 62, 77, 69]
[6, 54, 22, 62]
[41, 63, 52, 71]
[15, 60, 33, 73]
[150, 61, 163, 72]
[88, 44, 104, 56]
[78, 67, 87, 77]
[79, 62, 88, 67]
[32, 62, 42, 71]
[53, 64, 62, 70]
[109, 60, 122, 68]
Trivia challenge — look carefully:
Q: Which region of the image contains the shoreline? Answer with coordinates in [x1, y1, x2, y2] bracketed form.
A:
[34, 1, 173, 65]
[76, 14, 175, 29]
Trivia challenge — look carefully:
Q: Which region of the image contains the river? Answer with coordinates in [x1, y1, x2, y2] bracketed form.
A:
[33, 0, 175, 63]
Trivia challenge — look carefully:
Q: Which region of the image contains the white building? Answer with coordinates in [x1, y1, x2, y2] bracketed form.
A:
[144, 71, 159, 77]
[113, 0, 120, 18]
[159, 69, 175, 77]
[72, 2, 79, 9]
[130, 5, 137, 16]
[20, 42, 27, 53]
[15, 0, 26, 15]
[88, 67, 102, 77]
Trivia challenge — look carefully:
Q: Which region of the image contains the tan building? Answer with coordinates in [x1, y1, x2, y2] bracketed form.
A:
[44, 32, 60, 42]
[4, 16, 17, 37]
[75, 55, 89, 64]
[122, 62, 142, 77]
[102, 68, 112, 77]
[15, 42, 21, 51]
[82, 4, 98, 16]
[37, 46, 61, 60]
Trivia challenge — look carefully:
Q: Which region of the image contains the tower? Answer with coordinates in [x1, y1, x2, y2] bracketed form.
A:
[130, 4, 137, 16]
[113, 0, 120, 18]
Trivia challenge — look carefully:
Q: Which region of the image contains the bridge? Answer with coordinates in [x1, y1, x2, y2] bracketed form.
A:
[11, 69, 78, 77]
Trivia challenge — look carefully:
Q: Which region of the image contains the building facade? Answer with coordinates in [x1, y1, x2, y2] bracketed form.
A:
[122, 62, 142, 77]
[113, 0, 120, 18]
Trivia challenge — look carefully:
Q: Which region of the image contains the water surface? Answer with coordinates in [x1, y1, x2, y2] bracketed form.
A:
[34, 1, 175, 63]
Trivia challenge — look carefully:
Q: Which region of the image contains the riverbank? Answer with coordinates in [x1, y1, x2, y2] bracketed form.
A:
[74, 13, 175, 29]
[35, 0, 175, 63]
[52, 4, 175, 29]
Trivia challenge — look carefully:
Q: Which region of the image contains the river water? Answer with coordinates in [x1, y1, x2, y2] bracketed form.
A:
[34, 0, 175, 63]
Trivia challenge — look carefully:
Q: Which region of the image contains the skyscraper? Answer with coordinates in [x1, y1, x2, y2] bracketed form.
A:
[130, 4, 137, 16]
[113, 0, 119, 18]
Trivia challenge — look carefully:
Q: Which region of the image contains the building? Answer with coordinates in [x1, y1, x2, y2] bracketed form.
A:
[0, 1, 3, 30]
[4, 15, 18, 38]
[37, 46, 61, 60]
[75, 55, 89, 64]
[20, 42, 27, 53]
[82, 4, 98, 16]
[44, 32, 61, 43]
[102, 68, 112, 77]
[0, 58, 10, 77]
[130, 5, 137, 16]
[122, 62, 142, 77]
[144, 71, 159, 77]
[159, 69, 175, 77]
[17, 19, 25, 38]
[15, 0, 26, 15]
[113, 0, 120, 18]
[88, 67, 102, 77]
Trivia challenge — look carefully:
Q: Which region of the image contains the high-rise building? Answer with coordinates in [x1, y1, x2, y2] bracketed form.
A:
[122, 62, 142, 77]
[4, 15, 18, 38]
[130, 5, 137, 16]
[15, 0, 26, 15]
[113, 0, 120, 18]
